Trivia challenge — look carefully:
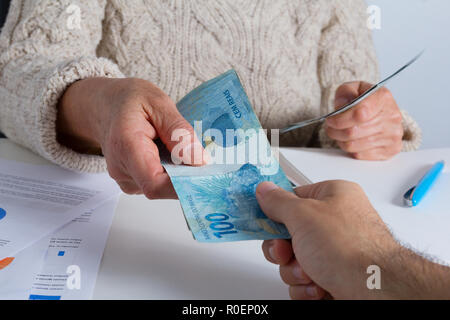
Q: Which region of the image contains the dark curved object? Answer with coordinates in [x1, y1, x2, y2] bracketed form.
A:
[0, 0, 11, 30]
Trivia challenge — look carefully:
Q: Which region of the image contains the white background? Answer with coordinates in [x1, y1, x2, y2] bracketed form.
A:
[366, 0, 450, 148]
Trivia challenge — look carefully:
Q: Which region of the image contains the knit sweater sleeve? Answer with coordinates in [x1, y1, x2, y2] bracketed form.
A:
[317, 0, 422, 151]
[0, 0, 124, 173]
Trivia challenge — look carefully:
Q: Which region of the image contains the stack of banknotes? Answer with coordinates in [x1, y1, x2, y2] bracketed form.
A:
[161, 70, 294, 242]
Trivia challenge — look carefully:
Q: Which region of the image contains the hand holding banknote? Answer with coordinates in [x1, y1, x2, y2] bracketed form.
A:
[57, 70, 295, 242]
[57, 77, 208, 199]
[161, 70, 295, 242]
[257, 180, 393, 299]
[257, 180, 450, 300]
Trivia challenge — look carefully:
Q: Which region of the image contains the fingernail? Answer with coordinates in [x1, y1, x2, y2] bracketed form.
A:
[268, 245, 276, 261]
[335, 96, 352, 108]
[306, 285, 318, 297]
[257, 181, 279, 196]
[182, 142, 204, 166]
[292, 264, 304, 280]
[202, 149, 211, 165]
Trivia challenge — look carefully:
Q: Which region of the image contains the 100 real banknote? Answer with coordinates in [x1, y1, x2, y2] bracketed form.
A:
[161, 70, 294, 242]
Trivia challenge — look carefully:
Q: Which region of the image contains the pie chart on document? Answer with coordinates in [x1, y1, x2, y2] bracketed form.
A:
[0, 207, 14, 270]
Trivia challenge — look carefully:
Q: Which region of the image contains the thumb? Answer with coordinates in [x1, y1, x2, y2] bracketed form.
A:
[151, 100, 209, 166]
[334, 81, 374, 110]
[293, 181, 337, 200]
[256, 181, 304, 229]
[334, 81, 360, 110]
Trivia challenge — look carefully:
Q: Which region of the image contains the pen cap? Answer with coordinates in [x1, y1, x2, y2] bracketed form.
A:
[411, 161, 445, 206]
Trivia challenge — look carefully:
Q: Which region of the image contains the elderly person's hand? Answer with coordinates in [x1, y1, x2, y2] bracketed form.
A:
[256, 180, 450, 300]
[57, 77, 208, 199]
[326, 82, 403, 160]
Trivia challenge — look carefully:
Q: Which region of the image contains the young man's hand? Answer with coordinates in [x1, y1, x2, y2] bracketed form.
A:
[256, 180, 450, 300]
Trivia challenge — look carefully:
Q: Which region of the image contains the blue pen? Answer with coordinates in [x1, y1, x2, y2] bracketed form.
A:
[403, 161, 445, 207]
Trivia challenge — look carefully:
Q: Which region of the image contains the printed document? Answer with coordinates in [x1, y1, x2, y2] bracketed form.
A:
[0, 158, 120, 259]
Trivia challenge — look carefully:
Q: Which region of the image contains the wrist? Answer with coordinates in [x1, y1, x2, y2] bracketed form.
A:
[56, 78, 113, 154]
[365, 240, 450, 299]
[348, 237, 402, 299]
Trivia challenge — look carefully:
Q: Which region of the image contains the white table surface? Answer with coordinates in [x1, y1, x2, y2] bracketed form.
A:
[0, 139, 290, 299]
[3, 138, 449, 299]
[282, 147, 450, 265]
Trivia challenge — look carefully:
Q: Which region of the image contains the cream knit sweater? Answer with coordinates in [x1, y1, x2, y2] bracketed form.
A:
[0, 0, 421, 173]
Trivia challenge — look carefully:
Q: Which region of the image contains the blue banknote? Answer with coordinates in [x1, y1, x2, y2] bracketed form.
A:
[161, 70, 293, 242]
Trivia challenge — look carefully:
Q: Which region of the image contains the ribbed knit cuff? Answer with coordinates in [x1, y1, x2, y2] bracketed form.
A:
[400, 109, 422, 152]
[35, 56, 125, 173]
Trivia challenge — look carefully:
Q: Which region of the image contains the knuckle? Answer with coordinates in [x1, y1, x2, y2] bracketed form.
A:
[325, 126, 335, 138]
[333, 180, 362, 195]
[121, 78, 151, 102]
[337, 82, 349, 91]
[105, 159, 126, 181]
[289, 286, 304, 300]
[118, 181, 139, 194]
[378, 151, 391, 160]
[391, 111, 403, 124]
[142, 181, 159, 200]
[379, 87, 391, 98]
[330, 117, 345, 129]
[352, 152, 365, 160]
[326, 180, 345, 190]
[393, 140, 403, 154]
[279, 266, 295, 285]
[344, 126, 357, 139]
[334, 183, 363, 206]
[118, 185, 130, 194]
[393, 127, 404, 140]
[288, 286, 297, 300]
[279, 268, 289, 284]
[333, 179, 357, 189]
[107, 168, 122, 181]
[131, 130, 149, 142]
[166, 118, 193, 139]
[347, 181, 363, 193]
[354, 104, 371, 123]
[341, 140, 354, 152]
[150, 91, 175, 109]
[126, 78, 175, 109]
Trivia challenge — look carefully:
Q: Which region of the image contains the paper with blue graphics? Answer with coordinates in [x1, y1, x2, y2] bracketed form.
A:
[162, 70, 293, 242]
